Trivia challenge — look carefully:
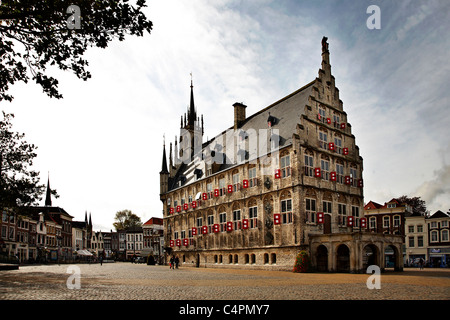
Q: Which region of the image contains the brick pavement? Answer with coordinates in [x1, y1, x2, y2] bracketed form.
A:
[0, 262, 449, 300]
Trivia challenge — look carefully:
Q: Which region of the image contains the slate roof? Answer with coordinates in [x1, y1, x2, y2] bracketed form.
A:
[168, 80, 315, 191]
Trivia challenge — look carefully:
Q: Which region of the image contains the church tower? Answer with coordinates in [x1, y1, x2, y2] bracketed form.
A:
[178, 78, 204, 164]
[159, 140, 169, 198]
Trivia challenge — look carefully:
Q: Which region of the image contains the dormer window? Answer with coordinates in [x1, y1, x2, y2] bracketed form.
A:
[387, 203, 396, 208]
[267, 113, 276, 127]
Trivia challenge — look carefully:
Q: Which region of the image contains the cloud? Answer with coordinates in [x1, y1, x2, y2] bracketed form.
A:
[414, 164, 450, 213]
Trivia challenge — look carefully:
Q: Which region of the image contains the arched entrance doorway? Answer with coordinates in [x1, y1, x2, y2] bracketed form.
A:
[316, 245, 328, 272]
[336, 244, 350, 272]
[362, 244, 379, 271]
[384, 244, 401, 271]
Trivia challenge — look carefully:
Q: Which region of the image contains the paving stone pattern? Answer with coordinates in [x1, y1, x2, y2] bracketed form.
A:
[0, 263, 449, 300]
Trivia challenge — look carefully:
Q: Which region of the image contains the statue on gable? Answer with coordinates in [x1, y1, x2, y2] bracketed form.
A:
[322, 36, 329, 53]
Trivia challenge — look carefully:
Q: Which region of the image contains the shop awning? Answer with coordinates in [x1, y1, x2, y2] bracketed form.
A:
[76, 250, 93, 256]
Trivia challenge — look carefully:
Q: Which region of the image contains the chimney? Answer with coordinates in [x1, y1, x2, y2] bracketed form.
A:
[233, 102, 247, 130]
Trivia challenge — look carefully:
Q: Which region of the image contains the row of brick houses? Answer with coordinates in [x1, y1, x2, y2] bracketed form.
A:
[364, 198, 450, 267]
[1, 208, 164, 263]
[0, 181, 164, 263]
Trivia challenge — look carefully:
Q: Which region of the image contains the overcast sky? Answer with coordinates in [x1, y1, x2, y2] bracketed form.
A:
[3, 0, 449, 231]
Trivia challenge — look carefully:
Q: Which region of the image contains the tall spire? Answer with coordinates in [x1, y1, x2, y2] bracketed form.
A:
[45, 173, 52, 206]
[187, 74, 196, 128]
[160, 137, 169, 174]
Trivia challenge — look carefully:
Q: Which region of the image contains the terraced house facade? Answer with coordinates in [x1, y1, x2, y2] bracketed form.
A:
[160, 38, 403, 272]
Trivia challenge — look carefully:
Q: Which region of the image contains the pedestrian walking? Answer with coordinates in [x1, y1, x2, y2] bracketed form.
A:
[419, 258, 424, 270]
[170, 256, 175, 269]
[175, 256, 179, 269]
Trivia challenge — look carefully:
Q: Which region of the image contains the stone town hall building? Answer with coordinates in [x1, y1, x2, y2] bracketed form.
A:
[159, 38, 403, 273]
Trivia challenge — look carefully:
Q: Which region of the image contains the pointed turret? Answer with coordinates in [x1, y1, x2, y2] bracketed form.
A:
[160, 140, 170, 197]
[45, 174, 52, 206]
[187, 79, 196, 128]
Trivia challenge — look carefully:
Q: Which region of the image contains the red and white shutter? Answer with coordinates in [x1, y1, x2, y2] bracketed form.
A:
[275, 169, 281, 179]
[317, 212, 324, 224]
[183, 203, 189, 211]
[227, 185, 233, 193]
[330, 171, 337, 181]
[202, 193, 208, 200]
[345, 176, 351, 185]
[214, 189, 220, 197]
[176, 239, 181, 247]
[176, 205, 181, 213]
[242, 219, 249, 229]
[314, 167, 321, 178]
[358, 179, 364, 188]
[213, 224, 220, 233]
[191, 201, 197, 209]
[328, 142, 335, 151]
[201, 225, 208, 235]
[326, 118, 331, 124]
[343, 147, 349, 155]
[170, 240, 174, 247]
[226, 221, 233, 232]
[340, 123, 346, 129]
[348, 216, 354, 227]
[192, 227, 197, 236]
[183, 238, 189, 246]
[169, 207, 174, 215]
[360, 218, 367, 228]
[274, 214, 281, 225]
[242, 179, 249, 188]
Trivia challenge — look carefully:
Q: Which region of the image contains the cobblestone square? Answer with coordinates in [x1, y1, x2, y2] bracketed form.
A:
[0, 262, 449, 300]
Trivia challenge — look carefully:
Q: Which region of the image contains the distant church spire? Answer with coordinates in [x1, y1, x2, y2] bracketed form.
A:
[187, 74, 197, 128]
[45, 173, 52, 206]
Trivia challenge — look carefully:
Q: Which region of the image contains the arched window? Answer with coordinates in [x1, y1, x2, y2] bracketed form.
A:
[442, 230, 449, 242]
[280, 191, 292, 224]
[305, 189, 317, 223]
[430, 230, 438, 242]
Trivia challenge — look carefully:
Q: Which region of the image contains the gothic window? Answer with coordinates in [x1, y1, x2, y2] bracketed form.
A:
[249, 167, 257, 187]
[232, 171, 240, 192]
[207, 214, 214, 233]
[321, 156, 330, 180]
[233, 210, 241, 230]
[219, 212, 227, 232]
[219, 177, 226, 196]
[333, 113, 340, 129]
[350, 165, 358, 187]
[249, 206, 258, 228]
[323, 201, 332, 214]
[304, 152, 314, 177]
[280, 192, 292, 224]
[206, 182, 213, 199]
[306, 198, 316, 223]
[280, 154, 291, 178]
[336, 161, 344, 184]
[319, 105, 326, 124]
[338, 203, 347, 226]
[334, 134, 342, 154]
[319, 129, 328, 150]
